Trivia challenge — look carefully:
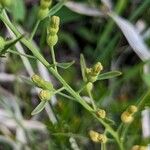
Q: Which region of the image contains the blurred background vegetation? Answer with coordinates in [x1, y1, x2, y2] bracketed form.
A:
[0, 0, 150, 149]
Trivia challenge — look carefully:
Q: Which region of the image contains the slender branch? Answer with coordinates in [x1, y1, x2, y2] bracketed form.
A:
[29, 20, 40, 41]
[87, 90, 96, 110]
[50, 46, 58, 72]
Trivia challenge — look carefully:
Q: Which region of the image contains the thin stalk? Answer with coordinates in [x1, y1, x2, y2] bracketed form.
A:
[50, 46, 58, 72]
[58, 92, 76, 101]
[7, 49, 36, 59]
[0, 11, 124, 149]
[29, 20, 40, 41]
[101, 143, 106, 150]
[54, 87, 65, 94]
[87, 90, 96, 111]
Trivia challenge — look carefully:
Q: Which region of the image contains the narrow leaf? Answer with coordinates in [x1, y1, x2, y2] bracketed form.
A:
[7, 49, 36, 59]
[110, 13, 150, 61]
[31, 101, 47, 115]
[49, 0, 66, 16]
[57, 61, 75, 69]
[19, 76, 35, 86]
[65, 1, 104, 17]
[80, 54, 87, 82]
[0, 35, 24, 56]
[97, 71, 122, 80]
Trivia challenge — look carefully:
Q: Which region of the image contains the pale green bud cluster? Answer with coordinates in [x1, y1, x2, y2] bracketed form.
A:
[31, 74, 54, 90]
[31, 74, 54, 102]
[0, 36, 6, 50]
[86, 82, 93, 92]
[121, 105, 138, 124]
[37, 0, 52, 20]
[89, 130, 107, 143]
[0, 0, 12, 7]
[85, 62, 103, 82]
[39, 90, 52, 101]
[47, 16, 60, 47]
[96, 109, 106, 119]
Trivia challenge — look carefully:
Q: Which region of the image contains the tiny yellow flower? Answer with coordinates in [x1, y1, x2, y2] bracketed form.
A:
[39, 90, 52, 101]
[96, 109, 106, 119]
[89, 130, 99, 142]
[121, 111, 133, 124]
[128, 105, 138, 114]
[97, 134, 107, 143]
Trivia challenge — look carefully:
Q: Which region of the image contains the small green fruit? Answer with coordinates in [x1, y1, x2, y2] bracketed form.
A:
[48, 28, 59, 36]
[86, 82, 93, 92]
[40, 0, 52, 9]
[47, 35, 58, 47]
[37, 8, 49, 20]
[39, 90, 52, 101]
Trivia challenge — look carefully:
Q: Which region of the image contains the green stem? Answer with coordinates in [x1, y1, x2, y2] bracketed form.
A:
[58, 92, 76, 101]
[101, 143, 106, 150]
[54, 87, 65, 94]
[87, 90, 96, 111]
[50, 46, 58, 72]
[0, 10, 124, 149]
[29, 20, 40, 41]
[7, 49, 36, 59]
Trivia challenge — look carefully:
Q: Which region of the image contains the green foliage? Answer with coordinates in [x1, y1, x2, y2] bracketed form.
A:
[0, 0, 149, 150]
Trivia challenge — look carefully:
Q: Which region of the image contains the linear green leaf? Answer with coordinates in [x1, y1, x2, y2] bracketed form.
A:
[57, 61, 75, 69]
[31, 101, 47, 115]
[49, 0, 66, 16]
[80, 54, 87, 82]
[97, 71, 122, 80]
[0, 35, 24, 56]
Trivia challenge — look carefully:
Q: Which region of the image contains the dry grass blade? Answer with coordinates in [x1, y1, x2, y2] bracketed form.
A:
[65, 1, 104, 17]
[110, 13, 150, 61]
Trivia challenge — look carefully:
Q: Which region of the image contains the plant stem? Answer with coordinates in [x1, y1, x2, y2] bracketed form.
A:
[101, 143, 106, 150]
[29, 20, 40, 41]
[87, 90, 96, 110]
[0, 11, 124, 149]
[54, 87, 65, 94]
[50, 46, 58, 72]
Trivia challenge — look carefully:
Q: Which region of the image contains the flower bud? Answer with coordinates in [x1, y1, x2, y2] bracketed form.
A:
[39, 90, 52, 101]
[86, 82, 93, 92]
[47, 34, 58, 47]
[85, 68, 97, 83]
[91, 62, 103, 76]
[97, 134, 107, 143]
[37, 8, 49, 20]
[85, 62, 103, 83]
[89, 130, 99, 142]
[0, 36, 5, 50]
[121, 111, 133, 124]
[50, 16, 60, 30]
[40, 0, 52, 9]
[96, 109, 106, 119]
[48, 28, 59, 36]
[89, 130, 107, 143]
[128, 105, 138, 114]
[31, 74, 53, 90]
